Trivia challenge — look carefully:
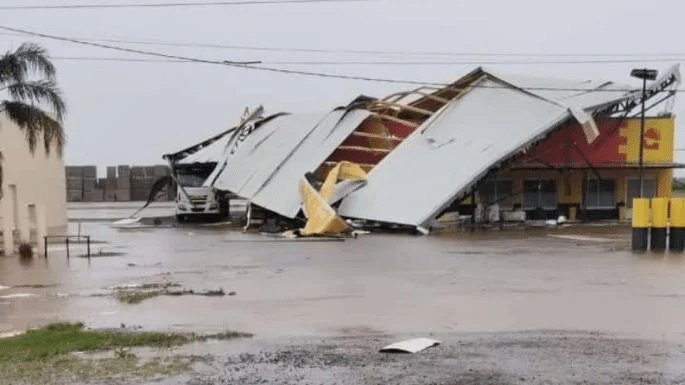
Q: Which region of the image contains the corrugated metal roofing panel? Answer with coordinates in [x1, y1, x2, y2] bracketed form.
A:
[178, 131, 232, 164]
[483, 68, 633, 109]
[209, 109, 371, 218]
[337, 78, 571, 228]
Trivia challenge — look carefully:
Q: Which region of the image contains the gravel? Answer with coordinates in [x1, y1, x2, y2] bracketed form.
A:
[170, 330, 685, 385]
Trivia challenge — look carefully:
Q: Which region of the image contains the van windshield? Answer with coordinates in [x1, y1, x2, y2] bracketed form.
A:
[177, 173, 206, 187]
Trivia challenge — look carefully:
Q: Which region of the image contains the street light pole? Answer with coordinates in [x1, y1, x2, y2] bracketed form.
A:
[630, 68, 658, 197]
[639, 76, 646, 197]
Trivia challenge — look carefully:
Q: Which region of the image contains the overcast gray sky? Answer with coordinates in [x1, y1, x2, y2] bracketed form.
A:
[2, 0, 685, 176]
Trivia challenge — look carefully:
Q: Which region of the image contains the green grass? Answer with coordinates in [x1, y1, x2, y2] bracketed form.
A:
[117, 290, 164, 304]
[0, 322, 190, 362]
[0, 322, 252, 384]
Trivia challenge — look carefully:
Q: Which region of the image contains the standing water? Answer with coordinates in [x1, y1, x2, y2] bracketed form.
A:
[2, 202, 685, 342]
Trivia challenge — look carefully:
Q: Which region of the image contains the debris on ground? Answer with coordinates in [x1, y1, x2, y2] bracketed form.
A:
[379, 338, 441, 353]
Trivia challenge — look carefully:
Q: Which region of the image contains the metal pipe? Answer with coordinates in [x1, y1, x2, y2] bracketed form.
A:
[44, 236, 47, 259]
[87, 236, 90, 260]
[65, 237, 69, 260]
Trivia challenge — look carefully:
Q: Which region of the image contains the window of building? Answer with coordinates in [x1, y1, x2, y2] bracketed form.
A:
[479, 180, 513, 208]
[523, 180, 557, 210]
[585, 179, 615, 209]
[627, 178, 656, 208]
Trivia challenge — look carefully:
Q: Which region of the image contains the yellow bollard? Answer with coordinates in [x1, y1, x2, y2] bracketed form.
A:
[670, 198, 685, 252]
[651, 197, 669, 251]
[632, 198, 650, 251]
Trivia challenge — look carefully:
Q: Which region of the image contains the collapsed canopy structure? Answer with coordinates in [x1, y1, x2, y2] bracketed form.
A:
[168, 65, 681, 232]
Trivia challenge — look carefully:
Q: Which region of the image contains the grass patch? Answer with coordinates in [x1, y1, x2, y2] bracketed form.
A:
[0, 322, 251, 384]
[196, 331, 254, 341]
[116, 286, 228, 304]
[0, 322, 191, 362]
[117, 290, 164, 304]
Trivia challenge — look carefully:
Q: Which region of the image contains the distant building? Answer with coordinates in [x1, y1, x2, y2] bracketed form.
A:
[0, 112, 67, 253]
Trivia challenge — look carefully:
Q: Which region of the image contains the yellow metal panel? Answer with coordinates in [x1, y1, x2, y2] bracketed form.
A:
[298, 178, 349, 236]
[297, 161, 368, 237]
[631, 198, 650, 228]
[319, 161, 367, 202]
[670, 198, 685, 227]
[620, 117, 674, 163]
[651, 197, 669, 228]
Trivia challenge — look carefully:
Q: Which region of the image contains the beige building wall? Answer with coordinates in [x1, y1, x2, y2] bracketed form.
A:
[0, 112, 67, 253]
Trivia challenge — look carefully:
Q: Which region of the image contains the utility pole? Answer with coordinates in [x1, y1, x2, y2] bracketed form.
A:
[630, 68, 658, 197]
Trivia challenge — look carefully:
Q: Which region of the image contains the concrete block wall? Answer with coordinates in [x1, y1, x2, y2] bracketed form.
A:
[65, 164, 174, 202]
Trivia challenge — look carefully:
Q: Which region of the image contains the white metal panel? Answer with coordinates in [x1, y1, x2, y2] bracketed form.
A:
[210, 109, 370, 218]
[337, 79, 570, 228]
[250, 109, 371, 217]
[210, 113, 324, 197]
[380, 338, 441, 353]
[485, 68, 632, 109]
[178, 133, 231, 164]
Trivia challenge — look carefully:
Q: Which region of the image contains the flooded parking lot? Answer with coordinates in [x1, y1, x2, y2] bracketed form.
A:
[2, 202, 685, 344]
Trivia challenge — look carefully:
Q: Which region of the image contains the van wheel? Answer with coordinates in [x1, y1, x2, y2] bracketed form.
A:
[176, 214, 187, 223]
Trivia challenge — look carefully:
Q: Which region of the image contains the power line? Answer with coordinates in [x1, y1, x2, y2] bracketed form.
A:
[261, 59, 685, 65]
[4, 31, 685, 60]
[0, 0, 369, 10]
[0, 25, 445, 86]
[49, 56, 685, 65]
[0, 25, 681, 93]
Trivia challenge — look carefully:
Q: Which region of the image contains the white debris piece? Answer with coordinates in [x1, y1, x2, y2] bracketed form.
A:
[380, 338, 441, 353]
[110, 217, 143, 228]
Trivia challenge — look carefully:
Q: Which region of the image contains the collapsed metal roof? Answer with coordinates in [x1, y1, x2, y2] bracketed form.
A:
[162, 127, 236, 165]
[335, 66, 680, 230]
[166, 65, 680, 232]
[162, 106, 266, 165]
[205, 107, 372, 218]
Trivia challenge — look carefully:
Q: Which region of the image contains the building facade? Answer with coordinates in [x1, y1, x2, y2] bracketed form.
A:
[0, 113, 67, 253]
[474, 116, 677, 221]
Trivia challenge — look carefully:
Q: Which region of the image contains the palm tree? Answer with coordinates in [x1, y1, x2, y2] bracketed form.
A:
[0, 42, 66, 197]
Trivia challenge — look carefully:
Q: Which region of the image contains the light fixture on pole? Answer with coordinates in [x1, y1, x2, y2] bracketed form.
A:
[630, 68, 658, 197]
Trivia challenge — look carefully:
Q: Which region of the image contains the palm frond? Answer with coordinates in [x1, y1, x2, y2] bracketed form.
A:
[0, 43, 56, 86]
[0, 52, 26, 86]
[7, 80, 66, 120]
[11, 43, 55, 80]
[2, 101, 65, 156]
